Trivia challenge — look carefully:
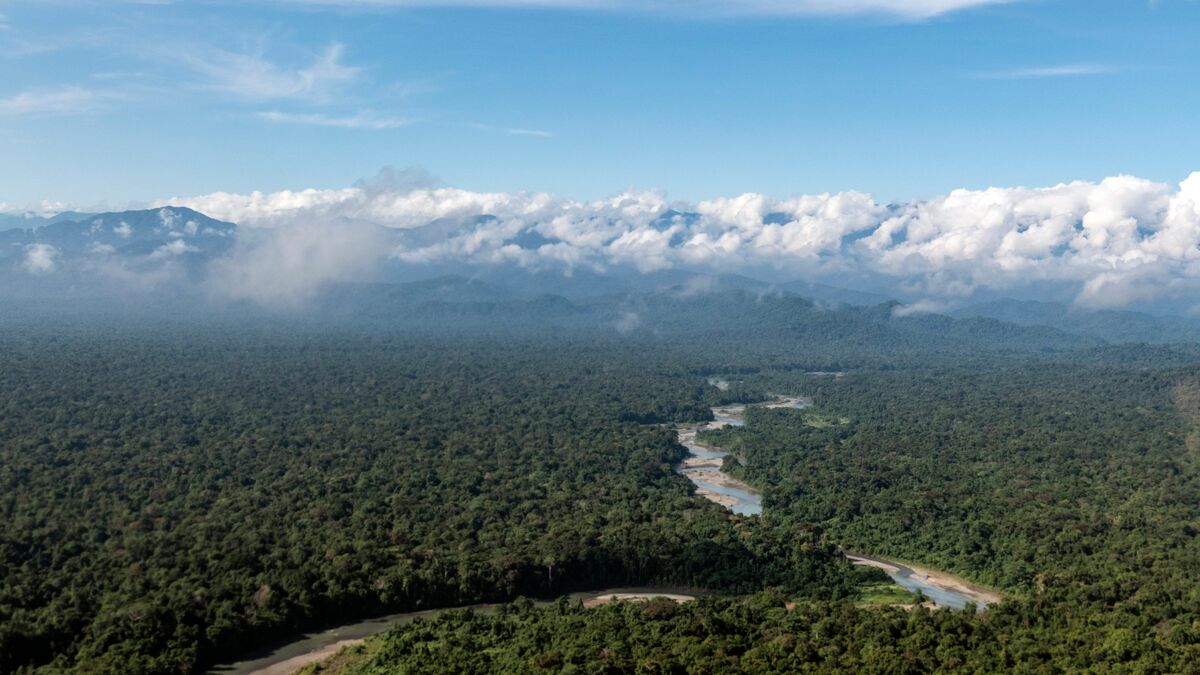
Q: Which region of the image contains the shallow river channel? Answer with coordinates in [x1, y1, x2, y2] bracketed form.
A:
[675, 396, 996, 610]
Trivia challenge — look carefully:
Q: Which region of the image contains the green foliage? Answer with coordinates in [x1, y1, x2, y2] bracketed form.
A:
[6, 291, 1200, 673]
[855, 583, 919, 607]
[333, 360, 1200, 673]
[328, 590, 1200, 674]
[0, 329, 860, 673]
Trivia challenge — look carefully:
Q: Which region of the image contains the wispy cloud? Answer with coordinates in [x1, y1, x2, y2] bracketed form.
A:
[0, 86, 106, 115]
[258, 110, 409, 129]
[974, 64, 1117, 80]
[279, 0, 1016, 20]
[471, 122, 555, 138]
[506, 127, 554, 138]
[182, 43, 359, 102]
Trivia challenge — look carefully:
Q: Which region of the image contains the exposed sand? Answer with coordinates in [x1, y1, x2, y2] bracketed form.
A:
[845, 554, 1003, 606]
[244, 588, 701, 674]
[904, 563, 1003, 605]
[583, 593, 695, 608]
[845, 554, 901, 576]
[248, 639, 363, 675]
[693, 488, 738, 508]
[674, 398, 784, 511]
[705, 395, 810, 427]
[709, 405, 746, 424]
[681, 468, 757, 493]
[676, 395, 1003, 612]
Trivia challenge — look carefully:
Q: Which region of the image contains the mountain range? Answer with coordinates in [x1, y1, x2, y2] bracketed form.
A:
[3, 206, 1198, 345]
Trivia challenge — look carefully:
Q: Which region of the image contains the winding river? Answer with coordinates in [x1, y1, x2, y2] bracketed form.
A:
[216, 390, 999, 674]
[675, 395, 1000, 610]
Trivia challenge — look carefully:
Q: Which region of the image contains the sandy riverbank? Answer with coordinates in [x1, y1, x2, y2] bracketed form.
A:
[286, 591, 698, 674]
[681, 468, 758, 492]
[582, 593, 695, 608]
[709, 405, 745, 422]
[845, 554, 1003, 606]
[693, 488, 739, 508]
[248, 639, 363, 675]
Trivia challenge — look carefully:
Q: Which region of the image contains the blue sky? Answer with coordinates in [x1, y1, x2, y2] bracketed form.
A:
[1, 0, 1198, 209]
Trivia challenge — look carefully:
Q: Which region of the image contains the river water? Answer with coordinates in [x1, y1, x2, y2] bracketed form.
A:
[675, 396, 991, 610]
[674, 398, 810, 517]
[842, 554, 987, 610]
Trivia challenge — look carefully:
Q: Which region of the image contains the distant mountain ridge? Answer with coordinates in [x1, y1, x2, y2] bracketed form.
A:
[0, 211, 94, 231]
[5, 206, 1199, 351]
[300, 281, 1101, 358]
[0, 207, 237, 281]
[0, 206, 234, 252]
[953, 299, 1200, 344]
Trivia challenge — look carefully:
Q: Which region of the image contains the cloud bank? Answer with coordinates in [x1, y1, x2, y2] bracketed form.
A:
[158, 171, 1200, 309]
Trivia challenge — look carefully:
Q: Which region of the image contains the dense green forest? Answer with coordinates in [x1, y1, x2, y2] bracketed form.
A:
[0, 325, 867, 673]
[317, 361, 1200, 674]
[5, 291, 1200, 672]
[311, 593, 1122, 674]
[710, 366, 1200, 591]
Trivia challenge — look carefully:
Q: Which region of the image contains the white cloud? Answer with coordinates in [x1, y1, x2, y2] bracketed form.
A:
[162, 170, 1200, 309]
[182, 43, 358, 102]
[0, 86, 103, 115]
[893, 299, 949, 317]
[208, 219, 391, 305]
[505, 128, 554, 138]
[258, 110, 409, 129]
[160, 182, 555, 229]
[614, 311, 641, 334]
[470, 123, 556, 138]
[283, 0, 1015, 20]
[22, 244, 59, 274]
[975, 64, 1116, 80]
[35, 200, 70, 217]
[149, 239, 198, 259]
